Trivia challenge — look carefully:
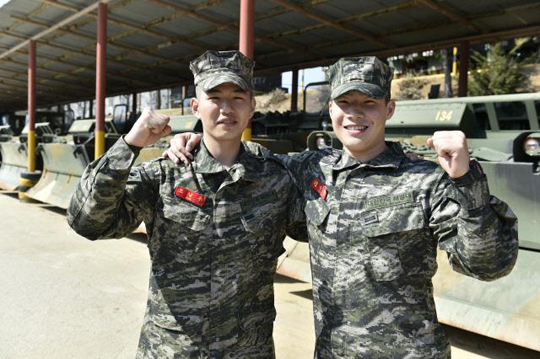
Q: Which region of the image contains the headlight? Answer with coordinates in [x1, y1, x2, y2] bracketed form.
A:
[524, 137, 540, 156]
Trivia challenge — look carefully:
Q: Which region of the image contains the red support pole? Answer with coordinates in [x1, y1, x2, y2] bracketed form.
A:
[239, 0, 255, 59]
[27, 40, 36, 173]
[95, 2, 107, 158]
[239, 0, 254, 141]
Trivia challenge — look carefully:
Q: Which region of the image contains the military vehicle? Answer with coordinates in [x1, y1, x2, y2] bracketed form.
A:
[0, 122, 56, 191]
[0, 105, 203, 209]
[300, 92, 540, 351]
[251, 81, 330, 153]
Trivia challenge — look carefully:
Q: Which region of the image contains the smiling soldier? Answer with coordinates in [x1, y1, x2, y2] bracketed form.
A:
[67, 50, 306, 358]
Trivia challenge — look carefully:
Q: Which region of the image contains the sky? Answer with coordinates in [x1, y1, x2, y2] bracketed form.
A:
[281, 66, 326, 92]
[0, 0, 10, 8]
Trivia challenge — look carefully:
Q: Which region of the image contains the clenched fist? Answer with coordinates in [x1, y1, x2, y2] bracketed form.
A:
[427, 131, 470, 179]
[124, 108, 172, 148]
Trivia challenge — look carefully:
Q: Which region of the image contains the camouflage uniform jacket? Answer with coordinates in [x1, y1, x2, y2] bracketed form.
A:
[67, 137, 306, 358]
[279, 141, 518, 359]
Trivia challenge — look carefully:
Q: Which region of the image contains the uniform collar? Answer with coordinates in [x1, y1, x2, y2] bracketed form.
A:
[192, 140, 264, 182]
[332, 141, 405, 171]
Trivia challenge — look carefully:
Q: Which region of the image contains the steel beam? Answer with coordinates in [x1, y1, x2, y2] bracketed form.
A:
[151, 0, 318, 60]
[0, 1, 109, 61]
[266, 1, 417, 41]
[270, 0, 389, 48]
[417, 0, 485, 33]
[254, 25, 540, 76]
[45, 0, 206, 51]
[9, 14, 180, 63]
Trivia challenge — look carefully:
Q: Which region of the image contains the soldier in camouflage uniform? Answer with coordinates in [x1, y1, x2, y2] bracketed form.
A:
[166, 56, 518, 358]
[67, 50, 306, 358]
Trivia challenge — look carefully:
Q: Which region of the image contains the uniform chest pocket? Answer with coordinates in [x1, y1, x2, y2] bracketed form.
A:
[162, 201, 211, 232]
[240, 190, 280, 234]
[364, 204, 426, 282]
[304, 198, 330, 227]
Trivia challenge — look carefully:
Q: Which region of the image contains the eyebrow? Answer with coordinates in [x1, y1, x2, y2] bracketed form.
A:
[206, 87, 247, 95]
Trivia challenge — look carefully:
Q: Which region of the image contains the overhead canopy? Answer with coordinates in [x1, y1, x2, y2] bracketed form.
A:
[0, 0, 539, 111]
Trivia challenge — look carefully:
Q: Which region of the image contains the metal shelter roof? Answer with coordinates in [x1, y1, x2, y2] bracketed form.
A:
[0, 0, 539, 111]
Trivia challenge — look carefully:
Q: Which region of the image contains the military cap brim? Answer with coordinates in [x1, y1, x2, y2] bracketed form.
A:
[330, 81, 386, 100]
[199, 73, 250, 92]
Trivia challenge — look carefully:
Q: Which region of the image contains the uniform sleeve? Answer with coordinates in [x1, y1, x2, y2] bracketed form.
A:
[284, 177, 308, 242]
[429, 172, 518, 281]
[67, 137, 160, 240]
[273, 151, 312, 184]
[270, 152, 312, 242]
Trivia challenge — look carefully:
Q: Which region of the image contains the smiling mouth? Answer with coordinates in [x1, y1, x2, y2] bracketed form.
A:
[217, 119, 237, 126]
[344, 125, 369, 133]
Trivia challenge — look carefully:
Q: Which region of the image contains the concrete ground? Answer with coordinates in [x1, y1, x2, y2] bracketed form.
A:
[1, 192, 538, 359]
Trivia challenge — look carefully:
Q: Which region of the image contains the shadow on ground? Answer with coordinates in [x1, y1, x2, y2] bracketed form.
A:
[126, 233, 148, 244]
[444, 324, 539, 358]
[275, 274, 313, 300]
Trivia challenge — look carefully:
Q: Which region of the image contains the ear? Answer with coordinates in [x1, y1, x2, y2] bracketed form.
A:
[328, 100, 334, 116]
[191, 98, 200, 119]
[385, 100, 396, 121]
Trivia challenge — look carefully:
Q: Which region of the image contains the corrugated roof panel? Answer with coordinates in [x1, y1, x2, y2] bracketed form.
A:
[149, 43, 198, 59]
[271, 9, 321, 30]
[390, 22, 472, 47]
[29, 5, 74, 24]
[1, 0, 539, 110]
[1, 0, 40, 15]
[316, 0, 381, 19]
[114, 0, 172, 24]
[200, 1, 239, 22]
[197, 31, 239, 49]
[481, 9, 540, 29]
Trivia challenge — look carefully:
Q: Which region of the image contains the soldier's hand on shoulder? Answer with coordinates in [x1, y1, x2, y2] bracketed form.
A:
[125, 107, 172, 148]
[162, 132, 201, 165]
[427, 130, 470, 178]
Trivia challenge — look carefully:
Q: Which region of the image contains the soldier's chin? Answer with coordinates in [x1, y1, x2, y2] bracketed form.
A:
[336, 132, 364, 146]
[215, 130, 243, 141]
[342, 138, 369, 152]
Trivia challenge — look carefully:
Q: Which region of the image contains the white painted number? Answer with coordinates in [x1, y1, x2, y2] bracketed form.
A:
[435, 110, 453, 122]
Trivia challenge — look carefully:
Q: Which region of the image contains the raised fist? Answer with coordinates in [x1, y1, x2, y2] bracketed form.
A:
[427, 131, 470, 179]
[125, 108, 172, 148]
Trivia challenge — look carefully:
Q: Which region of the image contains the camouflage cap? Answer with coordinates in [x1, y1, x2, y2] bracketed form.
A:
[326, 56, 393, 100]
[189, 50, 255, 92]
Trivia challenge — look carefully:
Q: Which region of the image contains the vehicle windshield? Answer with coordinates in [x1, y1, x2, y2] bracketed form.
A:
[304, 82, 330, 115]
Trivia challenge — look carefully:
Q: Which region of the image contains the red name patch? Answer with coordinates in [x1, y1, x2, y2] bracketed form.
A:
[310, 178, 327, 200]
[174, 186, 207, 207]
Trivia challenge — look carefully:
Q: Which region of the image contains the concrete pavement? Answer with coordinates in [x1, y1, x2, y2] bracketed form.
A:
[1, 191, 538, 359]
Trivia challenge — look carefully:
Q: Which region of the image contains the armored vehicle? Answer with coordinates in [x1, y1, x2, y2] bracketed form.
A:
[2, 107, 201, 209]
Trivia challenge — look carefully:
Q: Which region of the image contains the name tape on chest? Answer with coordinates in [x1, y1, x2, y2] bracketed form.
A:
[174, 185, 207, 207]
[310, 177, 327, 200]
[363, 192, 414, 210]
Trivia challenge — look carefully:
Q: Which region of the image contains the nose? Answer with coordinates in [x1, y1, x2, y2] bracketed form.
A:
[220, 99, 233, 115]
[347, 105, 365, 120]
